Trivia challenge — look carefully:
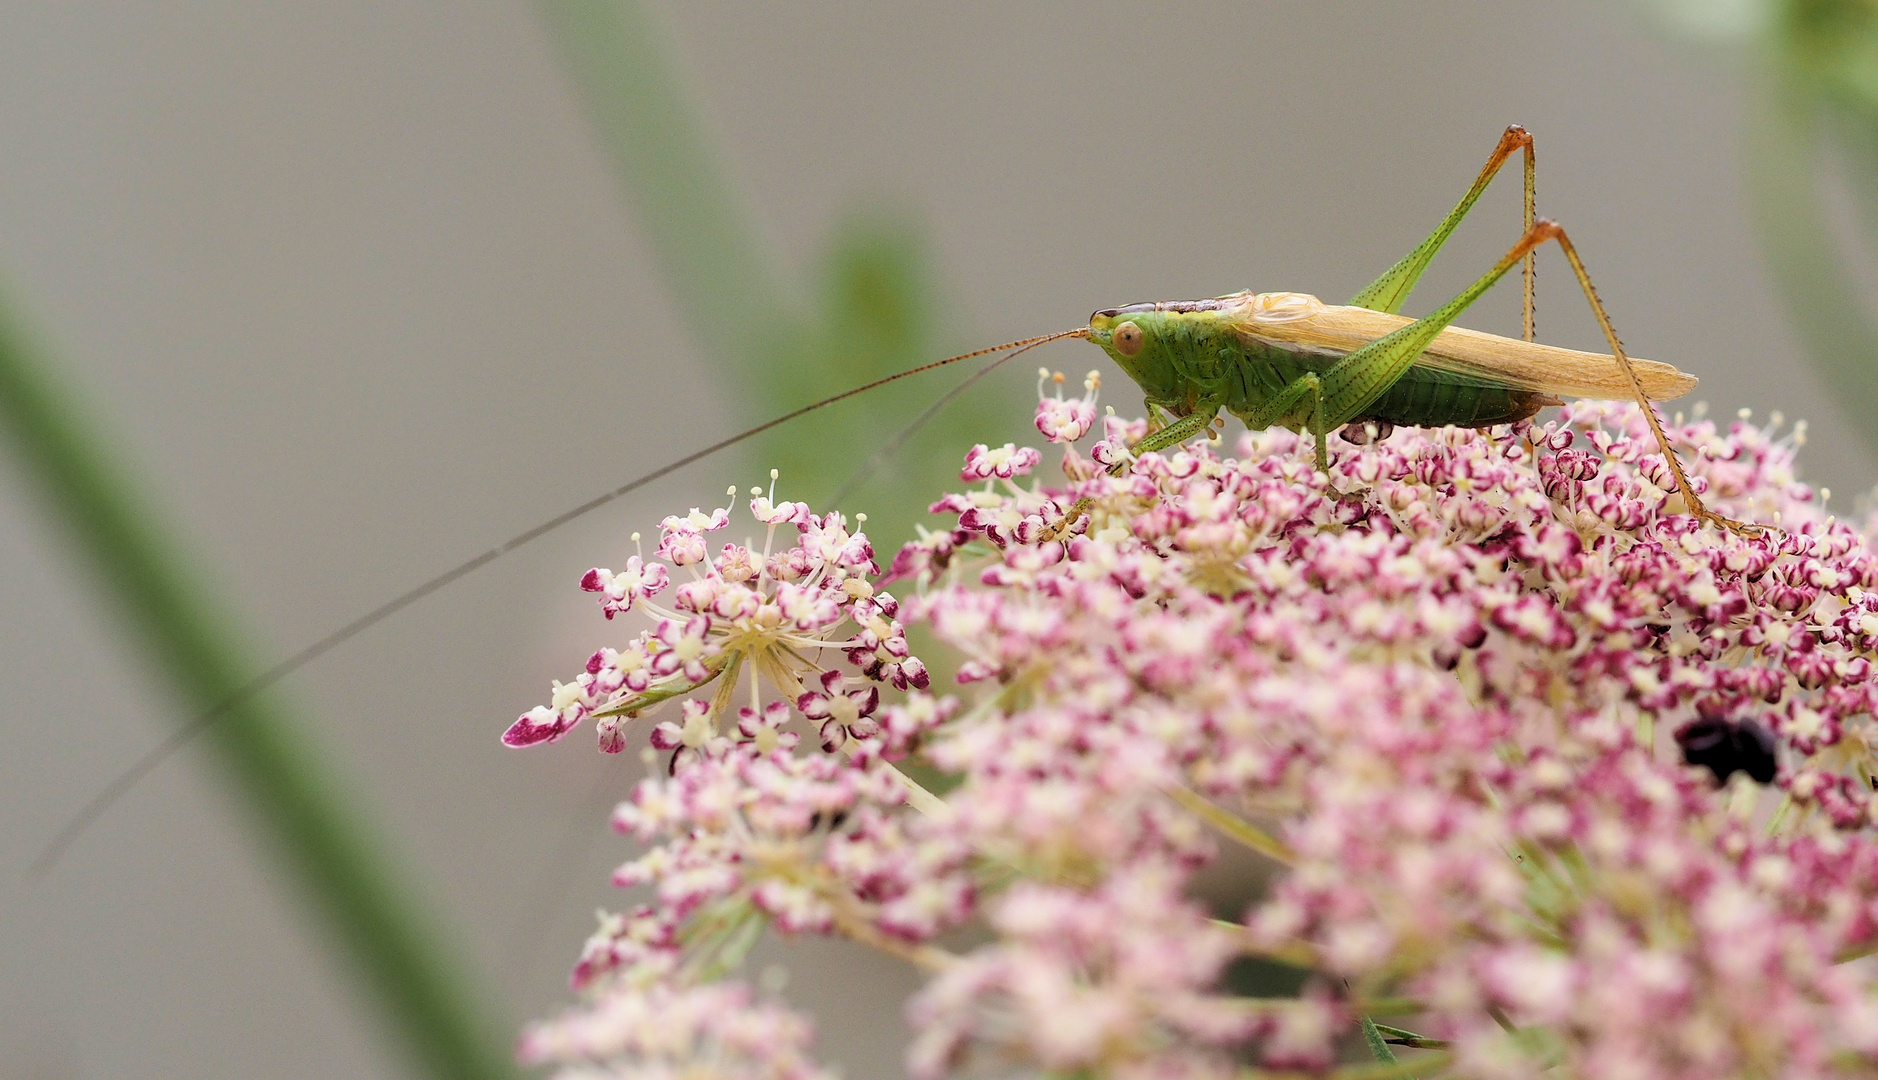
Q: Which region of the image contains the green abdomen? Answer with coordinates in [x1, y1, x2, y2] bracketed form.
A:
[1358, 363, 1551, 427]
[1216, 339, 1550, 430]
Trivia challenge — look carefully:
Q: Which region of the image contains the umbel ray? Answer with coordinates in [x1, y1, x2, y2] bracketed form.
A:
[29, 124, 1749, 876]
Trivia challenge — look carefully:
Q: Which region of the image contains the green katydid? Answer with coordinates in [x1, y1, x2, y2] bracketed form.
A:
[1067, 124, 1733, 533]
[30, 124, 1744, 873]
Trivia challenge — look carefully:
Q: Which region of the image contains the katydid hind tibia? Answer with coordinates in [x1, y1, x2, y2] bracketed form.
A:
[29, 124, 1743, 875]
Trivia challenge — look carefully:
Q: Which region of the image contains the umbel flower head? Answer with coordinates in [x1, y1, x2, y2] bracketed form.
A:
[512, 387, 1878, 1080]
[503, 475, 927, 763]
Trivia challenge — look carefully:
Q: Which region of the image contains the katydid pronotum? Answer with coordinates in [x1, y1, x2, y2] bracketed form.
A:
[30, 124, 1748, 873]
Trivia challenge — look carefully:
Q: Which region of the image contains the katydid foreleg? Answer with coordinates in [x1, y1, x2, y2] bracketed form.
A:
[1067, 373, 1334, 537]
[1128, 404, 1222, 458]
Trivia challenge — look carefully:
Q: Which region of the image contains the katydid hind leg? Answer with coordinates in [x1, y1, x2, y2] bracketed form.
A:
[1521, 132, 1536, 342]
[1353, 216, 1749, 532]
[1533, 223, 1756, 534]
[1350, 125, 1538, 332]
[1320, 223, 1555, 431]
[1315, 383, 1331, 472]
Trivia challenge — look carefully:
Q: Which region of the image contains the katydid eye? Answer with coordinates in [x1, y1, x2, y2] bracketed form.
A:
[1113, 321, 1144, 357]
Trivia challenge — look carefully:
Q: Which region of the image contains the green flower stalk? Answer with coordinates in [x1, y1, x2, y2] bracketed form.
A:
[0, 286, 518, 1080]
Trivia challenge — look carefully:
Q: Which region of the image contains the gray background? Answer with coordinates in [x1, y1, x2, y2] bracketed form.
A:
[0, 3, 1865, 1079]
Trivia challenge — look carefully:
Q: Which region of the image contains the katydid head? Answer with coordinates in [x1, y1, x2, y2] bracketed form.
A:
[1087, 307, 1177, 399]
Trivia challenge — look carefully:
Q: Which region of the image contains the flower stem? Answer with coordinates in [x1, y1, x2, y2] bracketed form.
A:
[1210, 919, 1320, 971]
[532, 0, 784, 367]
[840, 735, 952, 820]
[0, 286, 518, 1080]
[1316, 1052, 1453, 1080]
[829, 903, 957, 973]
[880, 759, 953, 820]
[1359, 1013, 1404, 1067]
[1368, 1023, 1449, 1051]
[1165, 784, 1295, 866]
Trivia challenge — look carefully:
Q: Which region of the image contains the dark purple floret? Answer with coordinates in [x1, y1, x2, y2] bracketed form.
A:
[1677, 716, 1778, 786]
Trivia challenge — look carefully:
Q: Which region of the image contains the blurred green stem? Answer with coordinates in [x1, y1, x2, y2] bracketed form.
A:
[0, 290, 517, 1079]
[1746, 24, 1878, 458]
[535, 0, 1005, 532]
[536, 0, 788, 363]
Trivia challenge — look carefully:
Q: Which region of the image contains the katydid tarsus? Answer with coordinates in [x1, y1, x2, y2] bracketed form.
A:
[30, 124, 1747, 875]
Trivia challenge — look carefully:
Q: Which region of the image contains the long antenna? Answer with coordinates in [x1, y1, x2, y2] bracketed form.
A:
[27, 328, 1087, 879]
[827, 333, 1066, 507]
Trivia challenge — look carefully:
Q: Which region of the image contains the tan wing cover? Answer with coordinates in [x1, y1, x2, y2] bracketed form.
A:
[1227, 291, 1697, 402]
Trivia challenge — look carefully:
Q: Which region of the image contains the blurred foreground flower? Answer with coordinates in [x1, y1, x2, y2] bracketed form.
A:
[511, 392, 1878, 1080]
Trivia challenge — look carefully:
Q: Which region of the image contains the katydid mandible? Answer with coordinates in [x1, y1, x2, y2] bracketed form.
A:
[30, 124, 1744, 875]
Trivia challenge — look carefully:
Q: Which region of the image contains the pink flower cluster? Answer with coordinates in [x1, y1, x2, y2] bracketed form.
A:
[503, 484, 927, 759]
[519, 981, 831, 1080]
[1033, 367, 1101, 444]
[514, 397, 1878, 1080]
